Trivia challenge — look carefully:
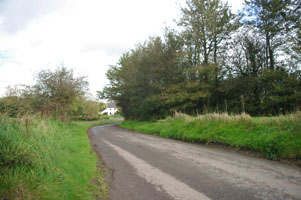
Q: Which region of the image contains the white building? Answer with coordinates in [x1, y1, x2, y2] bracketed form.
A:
[100, 103, 118, 116]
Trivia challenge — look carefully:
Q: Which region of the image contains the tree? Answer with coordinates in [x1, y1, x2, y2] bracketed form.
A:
[178, 0, 238, 109]
[283, 0, 301, 70]
[100, 34, 186, 120]
[100, 0, 300, 119]
[242, 0, 296, 70]
[0, 85, 36, 117]
[259, 68, 301, 114]
[34, 66, 88, 120]
[99, 102, 106, 113]
[178, 0, 237, 65]
[223, 29, 265, 113]
[82, 100, 99, 120]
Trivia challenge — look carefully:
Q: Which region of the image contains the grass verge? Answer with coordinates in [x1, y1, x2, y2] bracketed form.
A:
[120, 112, 301, 163]
[0, 116, 114, 199]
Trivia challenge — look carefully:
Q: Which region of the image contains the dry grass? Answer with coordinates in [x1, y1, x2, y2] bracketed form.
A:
[172, 111, 252, 123]
[259, 111, 301, 126]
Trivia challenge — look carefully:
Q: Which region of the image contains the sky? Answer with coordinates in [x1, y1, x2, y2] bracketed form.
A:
[0, 0, 244, 99]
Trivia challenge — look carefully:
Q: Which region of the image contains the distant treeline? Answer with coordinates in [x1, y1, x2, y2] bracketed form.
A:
[0, 67, 102, 120]
[100, 0, 301, 120]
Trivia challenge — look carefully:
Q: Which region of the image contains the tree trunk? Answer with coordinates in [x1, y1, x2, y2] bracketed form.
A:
[214, 35, 218, 107]
[266, 32, 274, 70]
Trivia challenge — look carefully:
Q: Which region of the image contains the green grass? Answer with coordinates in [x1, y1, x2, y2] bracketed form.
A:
[0, 116, 114, 200]
[120, 112, 301, 162]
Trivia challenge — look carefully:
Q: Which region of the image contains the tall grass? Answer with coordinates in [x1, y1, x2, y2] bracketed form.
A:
[172, 111, 252, 123]
[120, 112, 301, 162]
[0, 115, 111, 199]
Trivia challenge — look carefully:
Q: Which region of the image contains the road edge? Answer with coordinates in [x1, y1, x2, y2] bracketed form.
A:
[86, 125, 110, 200]
[118, 124, 301, 168]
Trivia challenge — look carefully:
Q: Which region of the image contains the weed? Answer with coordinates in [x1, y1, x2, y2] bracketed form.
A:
[264, 140, 279, 160]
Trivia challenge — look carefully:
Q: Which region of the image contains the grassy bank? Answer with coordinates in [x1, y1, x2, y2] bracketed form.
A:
[120, 112, 301, 162]
[0, 116, 114, 200]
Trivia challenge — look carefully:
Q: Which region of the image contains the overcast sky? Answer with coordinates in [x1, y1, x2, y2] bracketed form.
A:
[0, 0, 244, 98]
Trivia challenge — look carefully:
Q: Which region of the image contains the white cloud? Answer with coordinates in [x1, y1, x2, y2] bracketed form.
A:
[0, 0, 244, 98]
[0, 0, 61, 34]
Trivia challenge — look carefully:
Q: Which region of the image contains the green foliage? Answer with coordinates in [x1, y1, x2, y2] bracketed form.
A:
[0, 96, 21, 117]
[259, 68, 301, 114]
[70, 97, 100, 120]
[264, 140, 280, 161]
[120, 112, 301, 161]
[0, 86, 36, 117]
[242, 0, 301, 70]
[178, 0, 237, 65]
[100, 34, 186, 120]
[0, 67, 101, 122]
[0, 116, 112, 199]
[34, 66, 88, 120]
[81, 100, 100, 120]
[100, 0, 300, 120]
[99, 102, 106, 112]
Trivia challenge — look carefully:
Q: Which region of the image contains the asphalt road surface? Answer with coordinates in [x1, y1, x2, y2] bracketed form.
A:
[88, 123, 301, 200]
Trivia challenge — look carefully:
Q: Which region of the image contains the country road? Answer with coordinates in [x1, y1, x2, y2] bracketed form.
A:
[88, 123, 301, 200]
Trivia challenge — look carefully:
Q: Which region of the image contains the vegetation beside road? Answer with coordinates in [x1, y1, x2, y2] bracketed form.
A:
[120, 112, 301, 162]
[101, 0, 300, 121]
[0, 67, 120, 199]
[0, 116, 113, 200]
